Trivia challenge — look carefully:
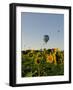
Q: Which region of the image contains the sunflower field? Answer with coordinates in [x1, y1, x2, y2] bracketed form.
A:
[21, 48, 64, 77]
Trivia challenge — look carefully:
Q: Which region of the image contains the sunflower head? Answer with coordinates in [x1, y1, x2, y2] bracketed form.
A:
[36, 59, 40, 64]
[35, 58, 40, 64]
[46, 53, 53, 63]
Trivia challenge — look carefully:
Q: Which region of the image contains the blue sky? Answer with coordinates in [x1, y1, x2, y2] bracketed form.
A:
[21, 12, 64, 50]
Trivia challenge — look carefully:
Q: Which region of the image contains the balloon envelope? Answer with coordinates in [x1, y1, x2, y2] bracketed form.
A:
[43, 35, 49, 43]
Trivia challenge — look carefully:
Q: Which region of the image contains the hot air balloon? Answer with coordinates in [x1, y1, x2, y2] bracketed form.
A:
[43, 35, 49, 49]
[43, 35, 49, 44]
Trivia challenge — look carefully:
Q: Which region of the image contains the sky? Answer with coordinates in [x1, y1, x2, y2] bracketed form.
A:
[21, 12, 64, 50]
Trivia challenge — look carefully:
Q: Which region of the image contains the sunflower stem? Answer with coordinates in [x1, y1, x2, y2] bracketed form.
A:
[38, 65, 40, 76]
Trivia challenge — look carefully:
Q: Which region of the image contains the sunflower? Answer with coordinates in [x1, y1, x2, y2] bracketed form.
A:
[52, 53, 57, 64]
[46, 53, 53, 63]
[35, 58, 40, 64]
